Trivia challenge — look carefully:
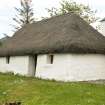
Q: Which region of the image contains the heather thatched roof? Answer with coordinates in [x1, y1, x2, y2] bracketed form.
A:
[0, 36, 10, 43]
[0, 13, 105, 57]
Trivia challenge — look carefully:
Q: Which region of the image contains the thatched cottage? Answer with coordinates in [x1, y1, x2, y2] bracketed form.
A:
[0, 13, 105, 81]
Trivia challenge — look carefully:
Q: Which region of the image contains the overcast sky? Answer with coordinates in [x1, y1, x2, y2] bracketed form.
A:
[0, 0, 105, 38]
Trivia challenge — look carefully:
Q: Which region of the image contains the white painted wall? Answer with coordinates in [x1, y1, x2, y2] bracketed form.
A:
[0, 57, 8, 73]
[10, 56, 29, 75]
[0, 54, 105, 81]
[28, 56, 35, 76]
[0, 56, 30, 75]
[36, 54, 105, 81]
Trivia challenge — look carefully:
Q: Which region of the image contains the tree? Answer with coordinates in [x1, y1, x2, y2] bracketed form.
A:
[12, 0, 35, 31]
[46, 0, 98, 24]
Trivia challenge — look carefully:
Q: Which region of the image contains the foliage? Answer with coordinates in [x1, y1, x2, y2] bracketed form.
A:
[0, 73, 105, 105]
[12, 0, 35, 31]
[0, 34, 10, 45]
[46, 0, 99, 24]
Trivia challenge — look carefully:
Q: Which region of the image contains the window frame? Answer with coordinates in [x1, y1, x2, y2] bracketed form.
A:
[6, 56, 10, 64]
[47, 54, 54, 64]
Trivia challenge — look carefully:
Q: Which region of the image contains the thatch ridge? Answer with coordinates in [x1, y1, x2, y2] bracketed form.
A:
[0, 13, 105, 57]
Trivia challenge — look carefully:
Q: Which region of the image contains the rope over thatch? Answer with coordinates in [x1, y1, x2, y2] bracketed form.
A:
[0, 13, 105, 57]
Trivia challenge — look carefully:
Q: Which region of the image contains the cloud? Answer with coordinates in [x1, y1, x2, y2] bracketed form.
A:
[0, 0, 105, 38]
[0, 0, 19, 8]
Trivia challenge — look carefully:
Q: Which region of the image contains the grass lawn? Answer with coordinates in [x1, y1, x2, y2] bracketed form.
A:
[0, 73, 105, 105]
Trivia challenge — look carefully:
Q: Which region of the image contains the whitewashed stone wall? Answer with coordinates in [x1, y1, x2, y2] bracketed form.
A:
[0, 56, 30, 75]
[0, 54, 105, 81]
[28, 56, 35, 76]
[36, 54, 105, 81]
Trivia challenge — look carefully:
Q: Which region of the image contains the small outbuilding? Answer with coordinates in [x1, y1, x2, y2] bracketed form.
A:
[0, 13, 105, 81]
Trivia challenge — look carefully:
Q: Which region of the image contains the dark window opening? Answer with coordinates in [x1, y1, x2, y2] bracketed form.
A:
[47, 55, 54, 64]
[34, 54, 37, 75]
[50, 55, 54, 64]
[6, 56, 10, 64]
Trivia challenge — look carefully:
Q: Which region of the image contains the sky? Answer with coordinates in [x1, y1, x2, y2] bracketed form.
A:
[0, 0, 105, 38]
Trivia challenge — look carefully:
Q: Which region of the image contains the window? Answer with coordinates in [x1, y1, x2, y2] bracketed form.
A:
[34, 55, 37, 71]
[6, 56, 10, 64]
[50, 55, 54, 64]
[47, 55, 54, 64]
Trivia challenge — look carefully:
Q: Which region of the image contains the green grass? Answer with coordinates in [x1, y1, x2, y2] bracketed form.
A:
[0, 73, 105, 105]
